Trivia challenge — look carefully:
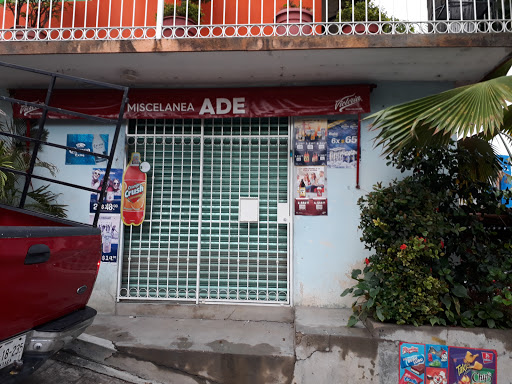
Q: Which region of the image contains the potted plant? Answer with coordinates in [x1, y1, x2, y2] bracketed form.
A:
[2, 0, 69, 39]
[275, 0, 313, 35]
[162, 0, 210, 37]
[336, 0, 390, 34]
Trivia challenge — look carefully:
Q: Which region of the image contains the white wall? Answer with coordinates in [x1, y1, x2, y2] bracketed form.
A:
[293, 81, 454, 307]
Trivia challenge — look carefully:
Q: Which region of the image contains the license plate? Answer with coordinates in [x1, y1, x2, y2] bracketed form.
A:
[0, 335, 26, 370]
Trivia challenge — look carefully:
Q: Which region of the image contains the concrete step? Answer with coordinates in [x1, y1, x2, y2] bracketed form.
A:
[68, 310, 296, 384]
[64, 307, 512, 384]
[114, 303, 295, 323]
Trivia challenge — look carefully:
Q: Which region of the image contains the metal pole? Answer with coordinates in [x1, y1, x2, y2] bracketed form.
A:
[19, 75, 56, 209]
[156, 0, 164, 38]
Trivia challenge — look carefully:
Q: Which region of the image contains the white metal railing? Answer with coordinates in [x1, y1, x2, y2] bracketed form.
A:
[0, 0, 510, 41]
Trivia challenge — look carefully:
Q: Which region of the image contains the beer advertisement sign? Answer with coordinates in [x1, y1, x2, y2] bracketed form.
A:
[293, 119, 327, 166]
[89, 168, 123, 263]
[294, 166, 327, 216]
[327, 120, 358, 169]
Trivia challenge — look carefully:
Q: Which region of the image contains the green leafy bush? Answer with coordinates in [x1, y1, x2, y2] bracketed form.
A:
[342, 144, 512, 328]
[163, 0, 211, 24]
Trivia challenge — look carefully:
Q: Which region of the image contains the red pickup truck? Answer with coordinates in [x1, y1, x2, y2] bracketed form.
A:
[0, 205, 102, 382]
[0, 61, 128, 383]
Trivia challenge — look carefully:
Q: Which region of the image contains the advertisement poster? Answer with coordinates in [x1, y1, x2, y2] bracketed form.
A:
[66, 134, 109, 165]
[498, 155, 512, 207]
[399, 343, 426, 384]
[294, 166, 327, 216]
[293, 119, 327, 166]
[90, 168, 123, 214]
[89, 168, 122, 262]
[448, 347, 497, 384]
[121, 152, 147, 226]
[399, 343, 498, 384]
[425, 344, 448, 384]
[327, 120, 358, 169]
[89, 214, 120, 263]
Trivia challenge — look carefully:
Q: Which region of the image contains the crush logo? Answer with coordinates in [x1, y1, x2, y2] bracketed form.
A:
[335, 94, 363, 112]
[124, 183, 144, 202]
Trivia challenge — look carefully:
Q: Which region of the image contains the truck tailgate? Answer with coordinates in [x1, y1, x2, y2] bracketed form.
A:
[0, 226, 101, 341]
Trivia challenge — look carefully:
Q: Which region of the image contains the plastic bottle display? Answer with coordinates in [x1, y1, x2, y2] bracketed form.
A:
[328, 149, 357, 168]
[121, 152, 147, 226]
[102, 231, 112, 253]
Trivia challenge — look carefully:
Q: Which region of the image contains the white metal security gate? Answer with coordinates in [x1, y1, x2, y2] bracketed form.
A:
[118, 117, 291, 304]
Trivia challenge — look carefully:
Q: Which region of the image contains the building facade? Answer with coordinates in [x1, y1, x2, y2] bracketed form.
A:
[0, 0, 511, 313]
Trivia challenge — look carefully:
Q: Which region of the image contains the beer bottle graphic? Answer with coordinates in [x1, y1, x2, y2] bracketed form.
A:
[299, 179, 306, 198]
[121, 152, 147, 226]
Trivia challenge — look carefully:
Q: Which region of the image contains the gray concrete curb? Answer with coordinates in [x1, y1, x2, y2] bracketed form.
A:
[62, 307, 512, 384]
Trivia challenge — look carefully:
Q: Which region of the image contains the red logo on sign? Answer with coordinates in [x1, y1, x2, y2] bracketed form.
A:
[482, 352, 493, 364]
[402, 346, 419, 354]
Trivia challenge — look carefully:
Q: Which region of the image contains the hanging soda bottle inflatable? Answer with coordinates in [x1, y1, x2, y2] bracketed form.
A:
[121, 152, 147, 226]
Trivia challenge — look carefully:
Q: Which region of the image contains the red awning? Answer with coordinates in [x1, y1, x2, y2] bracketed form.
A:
[12, 85, 372, 120]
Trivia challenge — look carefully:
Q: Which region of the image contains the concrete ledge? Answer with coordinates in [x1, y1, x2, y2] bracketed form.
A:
[2, 33, 512, 56]
[115, 302, 294, 323]
[66, 307, 512, 384]
[293, 307, 512, 384]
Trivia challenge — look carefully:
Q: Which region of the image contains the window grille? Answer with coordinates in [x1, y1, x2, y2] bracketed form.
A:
[119, 117, 291, 304]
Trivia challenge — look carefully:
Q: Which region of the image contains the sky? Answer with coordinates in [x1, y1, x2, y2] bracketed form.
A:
[375, 0, 426, 21]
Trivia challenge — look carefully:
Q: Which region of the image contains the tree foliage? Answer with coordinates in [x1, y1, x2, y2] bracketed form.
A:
[343, 144, 512, 328]
[368, 76, 512, 182]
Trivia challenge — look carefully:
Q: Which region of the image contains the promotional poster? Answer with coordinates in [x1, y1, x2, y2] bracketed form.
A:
[89, 168, 123, 262]
[399, 343, 426, 384]
[121, 152, 147, 226]
[498, 155, 512, 207]
[293, 119, 327, 166]
[426, 344, 448, 384]
[89, 214, 120, 263]
[294, 166, 327, 216]
[399, 342, 498, 384]
[90, 168, 123, 214]
[327, 120, 358, 169]
[448, 347, 497, 384]
[65, 133, 109, 165]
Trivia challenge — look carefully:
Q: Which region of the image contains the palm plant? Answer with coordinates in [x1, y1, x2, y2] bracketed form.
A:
[368, 73, 512, 183]
[0, 117, 67, 217]
[0, 141, 14, 197]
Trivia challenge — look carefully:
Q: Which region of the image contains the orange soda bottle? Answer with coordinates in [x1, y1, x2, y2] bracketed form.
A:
[121, 152, 147, 226]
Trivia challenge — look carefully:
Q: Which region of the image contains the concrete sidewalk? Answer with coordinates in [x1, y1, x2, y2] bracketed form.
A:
[62, 304, 512, 384]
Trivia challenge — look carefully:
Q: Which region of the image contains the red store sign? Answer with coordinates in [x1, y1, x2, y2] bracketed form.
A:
[13, 85, 372, 120]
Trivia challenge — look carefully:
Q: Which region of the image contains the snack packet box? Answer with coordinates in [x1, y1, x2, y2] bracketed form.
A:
[448, 347, 497, 384]
[399, 343, 426, 384]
